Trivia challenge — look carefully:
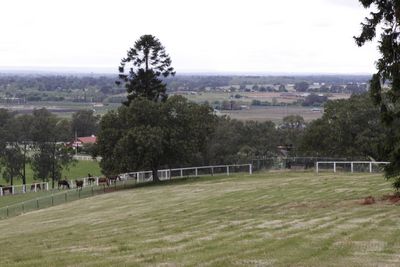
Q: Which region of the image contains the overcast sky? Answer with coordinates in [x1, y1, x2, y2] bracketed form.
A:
[0, 0, 379, 74]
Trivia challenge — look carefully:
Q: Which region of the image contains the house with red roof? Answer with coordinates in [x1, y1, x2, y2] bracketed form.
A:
[70, 135, 97, 148]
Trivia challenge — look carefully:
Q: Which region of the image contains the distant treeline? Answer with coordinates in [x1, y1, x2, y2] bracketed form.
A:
[0, 74, 371, 103]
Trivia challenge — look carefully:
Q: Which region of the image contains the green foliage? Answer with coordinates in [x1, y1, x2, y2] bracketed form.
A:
[117, 35, 175, 105]
[294, 81, 309, 92]
[299, 94, 386, 159]
[71, 109, 99, 137]
[96, 96, 216, 180]
[206, 117, 279, 164]
[356, 1, 400, 185]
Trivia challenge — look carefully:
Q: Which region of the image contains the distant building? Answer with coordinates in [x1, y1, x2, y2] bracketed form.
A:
[70, 135, 97, 148]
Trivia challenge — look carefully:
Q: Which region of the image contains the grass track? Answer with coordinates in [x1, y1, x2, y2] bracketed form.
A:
[0, 171, 399, 266]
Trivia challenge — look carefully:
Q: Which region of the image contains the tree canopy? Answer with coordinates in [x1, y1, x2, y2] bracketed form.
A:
[117, 35, 175, 105]
[356, 1, 400, 184]
[96, 96, 216, 181]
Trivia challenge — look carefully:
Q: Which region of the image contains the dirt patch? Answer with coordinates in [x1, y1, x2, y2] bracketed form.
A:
[361, 196, 375, 205]
[381, 194, 400, 204]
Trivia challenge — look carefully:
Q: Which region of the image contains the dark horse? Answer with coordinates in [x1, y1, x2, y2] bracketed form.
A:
[58, 180, 70, 189]
[87, 173, 95, 185]
[75, 180, 83, 190]
[1, 186, 13, 194]
[88, 177, 96, 185]
[30, 183, 41, 191]
[108, 175, 120, 184]
[98, 177, 109, 186]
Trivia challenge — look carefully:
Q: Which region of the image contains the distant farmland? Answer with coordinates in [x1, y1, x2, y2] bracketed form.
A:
[220, 106, 323, 122]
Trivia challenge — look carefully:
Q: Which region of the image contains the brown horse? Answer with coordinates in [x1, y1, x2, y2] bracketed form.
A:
[58, 180, 70, 189]
[30, 183, 41, 191]
[98, 177, 109, 186]
[1, 186, 13, 194]
[75, 180, 83, 190]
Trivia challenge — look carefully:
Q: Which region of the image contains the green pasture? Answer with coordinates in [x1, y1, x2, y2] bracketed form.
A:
[0, 160, 102, 186]
[0, 171, 398, 266]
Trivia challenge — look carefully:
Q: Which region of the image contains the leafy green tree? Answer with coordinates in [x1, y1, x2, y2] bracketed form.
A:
[30, 109, 75, 188]
[96, 96, 216, 181]
[0, 114, 34, 186]
[279, 115, 306, 155]
[299, 94, 387, 160]
[117, 35, 175, 105]
[206, 118, 279, 164]
[355, 1, 400, 184]
[294, 82, 309, 92]
[71, 110, 99, 137]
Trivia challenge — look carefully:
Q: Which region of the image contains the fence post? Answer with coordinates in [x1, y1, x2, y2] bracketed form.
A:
[46, 182, 49, 191]
[351, 162, 354, 173]
[249, 164, 253, 175]
[12, 186, 15, 195]
[180, 169, 183, 178]
[34, 183, 37, 192]
[369, 162, 373, 173]
[316, 162, 319, 173]
[0, 187, 3, 197]
[195, 168, 198, 177]
[227, 166, 230, 176]
[333, 162, 336, 173]
[96, 177, 99, 186]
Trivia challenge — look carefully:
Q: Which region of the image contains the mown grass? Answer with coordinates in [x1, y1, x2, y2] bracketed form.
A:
[0, 171, 399, 266]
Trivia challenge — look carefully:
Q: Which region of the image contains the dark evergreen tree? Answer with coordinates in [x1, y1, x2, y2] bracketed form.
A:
[117, 35, 175, 105]
[355, 1, 400, 187]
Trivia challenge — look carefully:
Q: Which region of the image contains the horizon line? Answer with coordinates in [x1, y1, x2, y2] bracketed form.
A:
[0, 66, 373, 76]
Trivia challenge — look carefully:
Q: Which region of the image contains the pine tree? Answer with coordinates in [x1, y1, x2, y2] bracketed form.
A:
[117, 35, 175, 105]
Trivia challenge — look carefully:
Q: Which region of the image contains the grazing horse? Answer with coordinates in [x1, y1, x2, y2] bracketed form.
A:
[2, 186, 13, 194]
[58, 180, 70, 190]
[30, 183, 41, 191]
[75, 180, 83, 190]
[98, 177, 109, 187]
[88, 177, 95, 185]
[108, 175, 120, 184]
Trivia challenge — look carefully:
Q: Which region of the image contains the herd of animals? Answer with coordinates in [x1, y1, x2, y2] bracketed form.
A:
[0, 174, 123, 195]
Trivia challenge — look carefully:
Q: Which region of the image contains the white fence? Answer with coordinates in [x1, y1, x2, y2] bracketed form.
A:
[0, 182, 49, 196]
[0, 164, 252, 196]
[119, 164, 253, 183]
[316, 161, 390, 173]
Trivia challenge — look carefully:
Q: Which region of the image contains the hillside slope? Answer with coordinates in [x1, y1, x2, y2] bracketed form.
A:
[0, 172, 399, 266]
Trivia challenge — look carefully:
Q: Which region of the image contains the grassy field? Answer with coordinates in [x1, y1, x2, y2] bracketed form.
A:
[0, 160, 102, 185]
[0, 171, 399, 266]
[220, 106, 323, 122]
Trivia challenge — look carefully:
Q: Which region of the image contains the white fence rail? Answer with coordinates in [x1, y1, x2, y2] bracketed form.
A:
[0, 182, 49, 196]
[0, 164, 252, 196]
[120, 164, 253, 183]
[316, 161, 390, 173]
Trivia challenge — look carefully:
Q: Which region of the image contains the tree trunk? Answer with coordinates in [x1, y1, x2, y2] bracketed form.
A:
[152, 168, 160, 183]
[22, 143, 26, 185]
